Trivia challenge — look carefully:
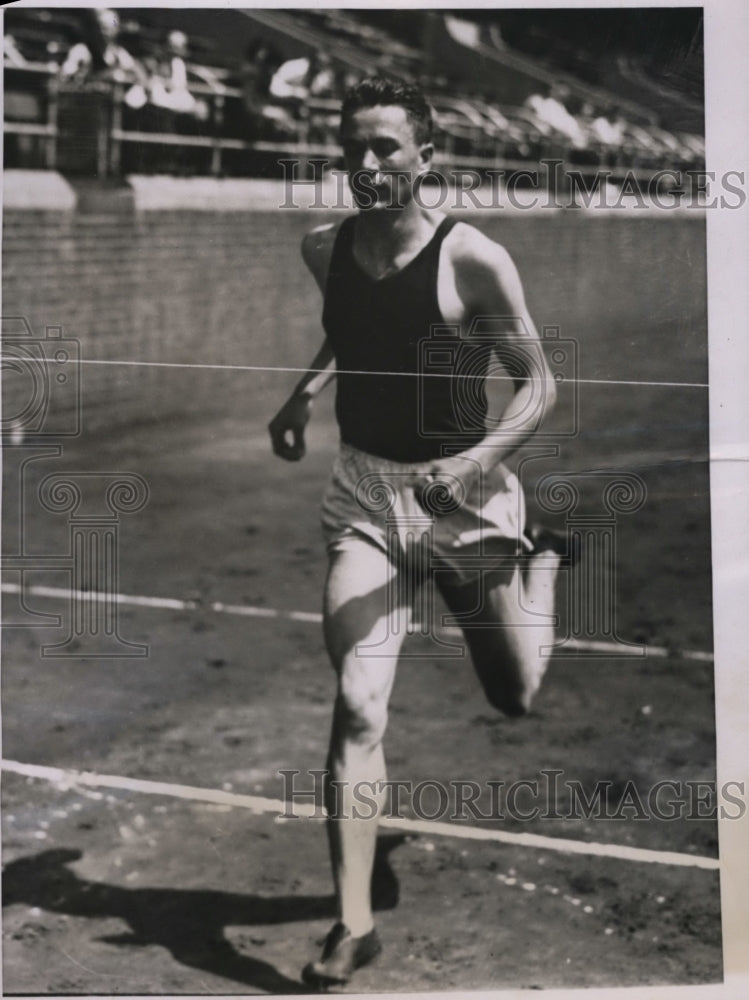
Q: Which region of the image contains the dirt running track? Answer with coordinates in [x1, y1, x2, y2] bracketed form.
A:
[2, 411, 722, 993]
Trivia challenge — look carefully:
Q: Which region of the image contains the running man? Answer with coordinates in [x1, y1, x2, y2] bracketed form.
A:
[269, 77, 568, 988]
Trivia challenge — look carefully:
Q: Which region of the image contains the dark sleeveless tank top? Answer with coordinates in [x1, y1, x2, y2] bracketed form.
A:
[322, 215, 490, 462]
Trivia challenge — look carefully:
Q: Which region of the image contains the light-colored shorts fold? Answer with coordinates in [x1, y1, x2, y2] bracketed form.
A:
[321, 443, 530, 584]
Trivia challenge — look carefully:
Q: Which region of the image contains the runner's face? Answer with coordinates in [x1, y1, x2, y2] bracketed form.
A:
[341, 105, 432, 210]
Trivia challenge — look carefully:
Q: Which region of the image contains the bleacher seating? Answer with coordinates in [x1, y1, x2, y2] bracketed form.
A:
[3, 7, 705, 181]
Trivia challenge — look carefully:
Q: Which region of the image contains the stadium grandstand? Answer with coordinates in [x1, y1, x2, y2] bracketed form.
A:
[4, 7, 705, 183]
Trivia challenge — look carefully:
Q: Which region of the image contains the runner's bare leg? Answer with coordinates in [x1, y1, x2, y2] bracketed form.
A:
[323, 544, 409, 936]
[437, 549, 561, 716]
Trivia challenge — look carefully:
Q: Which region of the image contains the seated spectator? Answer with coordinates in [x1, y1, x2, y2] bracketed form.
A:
[590, 112, 626, 148]
[263, 51, 338, 140]
[525, 85, 588, 150]
[576, 102, 625, 158]
[60, 7, 146, 88]
[307, 52, 337, 99]
[230, 39, 280, 139]
[269, 54, 310, 101]
[4, 34, 27, 68]
[269, 51, 336, 102]
[474, 94, 510, 133]
[239, 40, 278, 110]
[148, 30, 208, 120]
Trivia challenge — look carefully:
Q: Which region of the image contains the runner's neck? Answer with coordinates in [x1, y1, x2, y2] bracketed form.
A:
[353, 207, 445, 278]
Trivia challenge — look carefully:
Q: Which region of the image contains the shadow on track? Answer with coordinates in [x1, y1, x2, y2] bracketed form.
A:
[3, 834, 407, 993]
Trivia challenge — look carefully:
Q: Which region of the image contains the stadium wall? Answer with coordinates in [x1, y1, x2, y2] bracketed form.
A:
[2, 172, 707, 442]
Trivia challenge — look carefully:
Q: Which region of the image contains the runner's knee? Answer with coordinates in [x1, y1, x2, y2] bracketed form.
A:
[335, 671, 390, 746]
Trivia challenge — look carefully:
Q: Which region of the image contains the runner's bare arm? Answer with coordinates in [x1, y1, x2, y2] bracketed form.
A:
[452, 228, 557, 471]
[412, 227, 557, 504]
[268, 226, 338, 461]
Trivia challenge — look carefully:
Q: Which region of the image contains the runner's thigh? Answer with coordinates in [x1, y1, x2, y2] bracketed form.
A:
[323, 541, 412, 675]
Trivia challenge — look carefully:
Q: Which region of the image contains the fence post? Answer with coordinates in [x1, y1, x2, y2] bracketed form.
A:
[95, 84, 111, 179]
[46, 72, 59, 170]
[109, 82, 123, 176]
[211, 90, 225, 176]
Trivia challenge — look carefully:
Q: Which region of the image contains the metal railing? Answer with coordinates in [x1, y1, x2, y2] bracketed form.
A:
[4, 62, 60, 169]
[4, 63, 695, 183]
[4, 64, 343, 177]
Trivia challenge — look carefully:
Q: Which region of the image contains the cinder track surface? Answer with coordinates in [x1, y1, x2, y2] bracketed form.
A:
[2, 408, 720, 992]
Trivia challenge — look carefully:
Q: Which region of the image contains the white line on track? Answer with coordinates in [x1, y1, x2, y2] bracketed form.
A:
[1, 759, 720, 871]
[0, 582, 714, 662]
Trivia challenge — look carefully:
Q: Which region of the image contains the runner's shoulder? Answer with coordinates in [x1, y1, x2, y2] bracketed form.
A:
[443, 219, 521, 296]
[301, 222, 341, 287]
[444, 219, 516, 274]
[301, 223, 338, 265]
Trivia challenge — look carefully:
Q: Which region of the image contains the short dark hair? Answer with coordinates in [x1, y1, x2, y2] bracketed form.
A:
[340, 77, 433, 145]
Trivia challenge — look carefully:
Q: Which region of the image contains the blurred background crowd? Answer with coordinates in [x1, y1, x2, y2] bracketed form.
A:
[4, 6, 705, 181]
